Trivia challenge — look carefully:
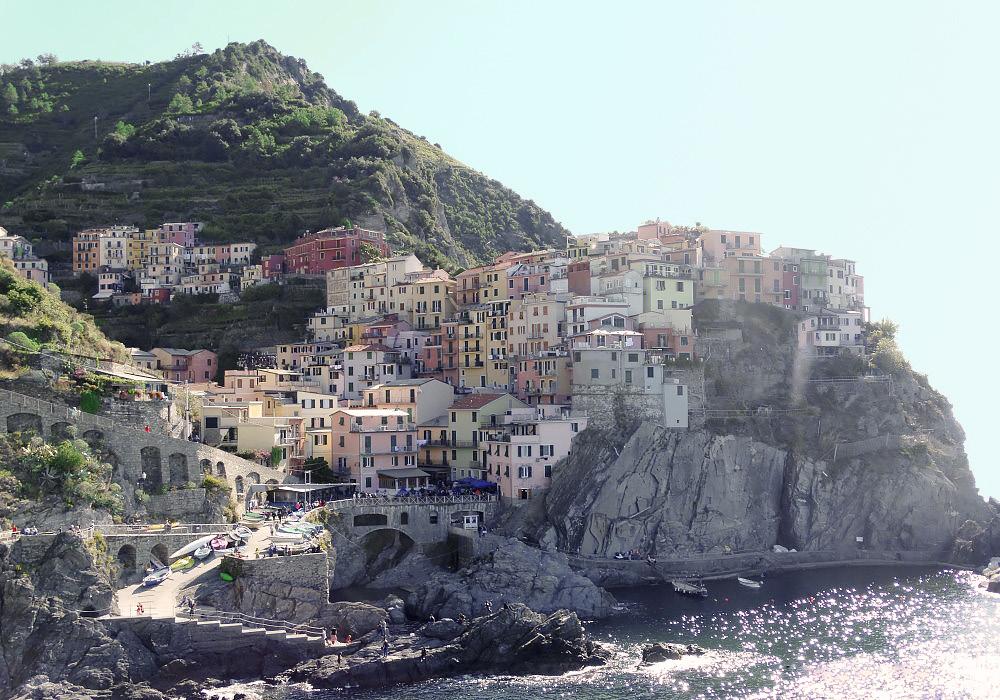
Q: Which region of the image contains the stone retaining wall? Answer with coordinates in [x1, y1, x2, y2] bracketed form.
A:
[215, 552, 332, 624]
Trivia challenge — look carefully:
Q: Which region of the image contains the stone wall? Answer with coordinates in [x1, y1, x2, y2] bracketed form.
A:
[327, 498, 498, 546]
[0, 388, 291, 517]
[146, 488, 227, 523]
[218, 553, 330, 623]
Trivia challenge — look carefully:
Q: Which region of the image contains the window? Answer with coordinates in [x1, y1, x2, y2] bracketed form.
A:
[544, 464, 553, 478]
[624, 369, 632, 384]
[647, 366, 655, 378]
[676, 281, 684, 292]
[429, 511, 438, 524]
[677, 385, 684, 396]
[591, 368, 599, 379]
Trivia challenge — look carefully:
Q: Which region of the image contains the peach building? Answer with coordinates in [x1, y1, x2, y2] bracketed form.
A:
[483, 405, 586, 501]
[328, 407, 419, 492]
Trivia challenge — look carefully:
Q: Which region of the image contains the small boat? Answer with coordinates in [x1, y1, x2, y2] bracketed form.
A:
[277, 523, 316, 535]
[144, 560, 167, 575]
[738, 577, 762, 589]
[210, 537, 229, 551]
[672, 580, 709, 598]
[269, 532, 305, 544]
[170, 556, 195, 571]
[229, 525, 252, 540]
[220, 571, 235, 582]
[193, 545, 213, 560]
[168, 534, 215, 560]
[142, 568, 170, 586]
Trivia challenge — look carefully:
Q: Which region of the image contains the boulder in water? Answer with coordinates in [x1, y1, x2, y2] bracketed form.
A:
[641, 642, 706, 663]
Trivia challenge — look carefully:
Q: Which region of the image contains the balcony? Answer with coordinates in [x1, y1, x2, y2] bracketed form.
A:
[361, 445, 417, 455]
[350, 423, 416, 433]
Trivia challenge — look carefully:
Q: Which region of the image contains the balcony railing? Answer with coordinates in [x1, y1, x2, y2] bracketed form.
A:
[350, 423, 416, 433]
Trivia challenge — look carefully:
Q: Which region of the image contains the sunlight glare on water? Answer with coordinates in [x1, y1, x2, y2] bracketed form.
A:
[262, 567, 1000, 700]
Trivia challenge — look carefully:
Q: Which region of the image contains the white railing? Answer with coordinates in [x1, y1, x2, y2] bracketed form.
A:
[177, 607, 325, 637]
[327, 493, 497, 509]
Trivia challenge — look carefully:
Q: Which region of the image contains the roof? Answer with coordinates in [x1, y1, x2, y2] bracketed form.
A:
[153, 347, 213, 356]
[449, 393, 506, 410]
[334, 408, 409, 417]
[377, 468, 430, 479]
[344, 344, 393, 353]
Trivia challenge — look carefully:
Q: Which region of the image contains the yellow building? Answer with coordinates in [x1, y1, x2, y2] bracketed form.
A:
[640, 262, 695, 313]
[485, 298, 511, 389]
[127, 229, 165, 271]
[394, 269, 456, 330]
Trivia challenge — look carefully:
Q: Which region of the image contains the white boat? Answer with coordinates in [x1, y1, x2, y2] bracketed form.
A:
[142, 568, 170, 586]
[229, 525, 253, 541]
[269, 532, 305, 544]
[672, 580, 709, 598]
[168, 534, 215, 560]
[738, 577, 762, 589]
[193, 545, 213, 560]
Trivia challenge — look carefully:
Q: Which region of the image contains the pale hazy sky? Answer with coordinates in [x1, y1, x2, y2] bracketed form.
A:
[6, 1, 998, 496]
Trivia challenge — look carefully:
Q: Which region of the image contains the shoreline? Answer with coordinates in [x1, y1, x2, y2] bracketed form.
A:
[567, 549, 971, 589]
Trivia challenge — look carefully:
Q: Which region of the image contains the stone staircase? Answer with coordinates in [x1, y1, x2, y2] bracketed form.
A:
[103, 613, 326, 657]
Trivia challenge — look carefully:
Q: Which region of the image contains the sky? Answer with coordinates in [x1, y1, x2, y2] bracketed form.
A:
[5, 1, 998, 496]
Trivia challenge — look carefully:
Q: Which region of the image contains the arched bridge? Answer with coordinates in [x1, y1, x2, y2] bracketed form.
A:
[326, 494, 499, 545]
[0, 389, 291, 496]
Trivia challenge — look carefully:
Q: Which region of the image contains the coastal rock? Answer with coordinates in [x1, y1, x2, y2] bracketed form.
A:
[405, 537, 616, 620]
[325, 601, 388, 637]
[419, 618, 464, 641]
[641, 642, 706, 663]
[379, 594, 408, 624]
[288, 604, 608, 689]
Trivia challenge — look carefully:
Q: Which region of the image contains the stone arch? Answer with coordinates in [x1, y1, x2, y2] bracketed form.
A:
[50, 421, 74, 440]
[358, 528, 416, 573]
[140, 446, 162, 486]
[399, 511, 409, 525]
[150, 543, 169, 566]
[6, 412, 42, 435]
[200, 459, 212, 474]
[246, 472, 260, 485]
[215, 461, 226, 477]
[234, 475, 244, 494]
[354, 513, 388, 527]
[82, 429, 104, 446]
[116, 543, 137, 570]
[168, 453, 189, 485]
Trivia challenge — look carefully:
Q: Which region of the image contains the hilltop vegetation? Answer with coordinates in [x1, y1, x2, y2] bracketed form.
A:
[0, 259, 126, 375]
[0, 41, 568, 269]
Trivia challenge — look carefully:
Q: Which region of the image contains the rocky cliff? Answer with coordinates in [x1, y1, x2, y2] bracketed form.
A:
[537, 302, 995, 563]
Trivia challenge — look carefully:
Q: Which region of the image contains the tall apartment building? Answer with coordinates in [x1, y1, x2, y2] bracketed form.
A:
[285, 225, 390, 275]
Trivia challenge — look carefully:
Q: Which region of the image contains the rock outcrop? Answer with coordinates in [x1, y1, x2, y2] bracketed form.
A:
[641, 642, 706, 663]
[287, 604, 608, 689]
[535, 302, 994, 562]
[405, 537, 616, 620]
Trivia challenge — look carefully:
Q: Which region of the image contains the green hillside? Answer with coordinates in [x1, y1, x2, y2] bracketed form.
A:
[0, 41, 568, 270]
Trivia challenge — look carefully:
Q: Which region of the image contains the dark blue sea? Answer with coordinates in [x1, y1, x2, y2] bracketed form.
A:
[219, 566, 1000, 699]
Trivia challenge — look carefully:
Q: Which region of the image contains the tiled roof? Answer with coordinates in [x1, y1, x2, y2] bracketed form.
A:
[449, 393, 506, 410]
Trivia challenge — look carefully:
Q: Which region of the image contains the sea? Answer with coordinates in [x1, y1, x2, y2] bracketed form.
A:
[221, 566, 1000, 700]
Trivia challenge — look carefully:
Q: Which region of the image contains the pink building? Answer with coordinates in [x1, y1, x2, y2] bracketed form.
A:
[506, 263, 551, 299]
[483, 406, 585, 501]
[150, 347, 218, 383]
[159, 222, 202, 247]
[329, 408, 420, 492]
[779, 258, 801, 310]
[262, 254, 286, 279]
[698, 229, 763, 263]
